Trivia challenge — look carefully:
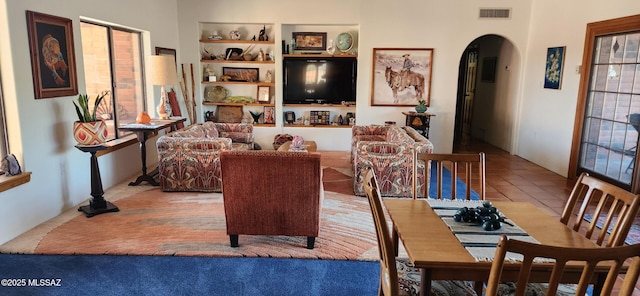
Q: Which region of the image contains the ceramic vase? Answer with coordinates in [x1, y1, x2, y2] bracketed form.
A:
[415, 103, 427, 113]
[291, 135, 304, 149]
[73, 120, 108, 145]
[136, 111, 151, 124]
[326, 40, 335, 55]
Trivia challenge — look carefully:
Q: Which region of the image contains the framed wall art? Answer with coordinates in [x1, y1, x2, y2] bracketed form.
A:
[257, 86, 270, 103]
[544, 46, 565, 89]
[263, 106, 275, 124]
[222, 67, 259, 82]
[26, 10, 78, 99]
[292, 32, 327, 51]
[370, 48, 433, 106]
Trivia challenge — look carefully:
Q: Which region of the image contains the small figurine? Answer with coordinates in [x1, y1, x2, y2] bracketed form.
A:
[265, 70, 273, 83]
[256, 48, 265, 62]
[258, 25, 267, 41]
[291, 135, 304, 150]
[229, 30, 241, 40]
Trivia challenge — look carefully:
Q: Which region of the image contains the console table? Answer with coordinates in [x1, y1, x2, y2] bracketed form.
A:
[402, 111, 436, 138]
[76, 145, 119, 217]
[118, 117, 187, 186]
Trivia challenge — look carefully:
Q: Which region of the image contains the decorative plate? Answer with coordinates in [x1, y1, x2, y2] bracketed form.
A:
[204, 85, 228, 102]
[336, 32, 354, 53]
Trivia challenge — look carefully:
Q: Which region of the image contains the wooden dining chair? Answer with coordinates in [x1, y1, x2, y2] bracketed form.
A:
[363, 168, 478, 296]
[495, 172, 640, 295]
[486, 234, 640, 296]
[414, 152, 486, 200]
[561, 172, 640, 247]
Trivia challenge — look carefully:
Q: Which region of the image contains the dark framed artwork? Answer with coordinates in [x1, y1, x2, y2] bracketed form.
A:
[370, 48, 433, 106]
[292, 32, 327, 51]
[222, 67, 259, 82]
[215, 105, 243, 123]
[544, 46, 565, 89]
[481, 57, 497, 83]
[26, 10, 78, 99]
[155, 47, 177, 67]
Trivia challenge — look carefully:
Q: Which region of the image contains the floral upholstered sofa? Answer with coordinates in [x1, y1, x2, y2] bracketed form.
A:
[156, 122, 254, 192]
[352, 125, 433, 197]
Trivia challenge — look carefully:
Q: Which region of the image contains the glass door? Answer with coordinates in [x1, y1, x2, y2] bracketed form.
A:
[573, 20, 640, 190]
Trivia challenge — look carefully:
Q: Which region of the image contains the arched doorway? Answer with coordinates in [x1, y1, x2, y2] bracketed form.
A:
[454, 34, 520, 154]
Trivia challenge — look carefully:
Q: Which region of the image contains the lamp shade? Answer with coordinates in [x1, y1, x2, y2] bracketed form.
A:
[149, 55, 178, 86]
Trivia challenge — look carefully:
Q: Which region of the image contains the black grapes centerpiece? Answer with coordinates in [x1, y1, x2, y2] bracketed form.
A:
[452, 201, 513, 231]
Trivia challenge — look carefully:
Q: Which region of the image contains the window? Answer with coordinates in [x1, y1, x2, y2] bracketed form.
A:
[80, 21, 145, 140]
[569, 15, 640, 192]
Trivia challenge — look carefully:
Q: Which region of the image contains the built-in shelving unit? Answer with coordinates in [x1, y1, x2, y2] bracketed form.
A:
[198, 22, 276, 124]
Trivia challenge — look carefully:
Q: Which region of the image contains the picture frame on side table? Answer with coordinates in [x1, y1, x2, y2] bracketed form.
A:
[263, 106, 275, 124]
[544, 46, 565, 90]
[222, 67, 259, 82]
[26, 10, 78, 99]
[292, 32, 327, 51]
[257, 86, 270, 103]
[370, 48, 433, 107]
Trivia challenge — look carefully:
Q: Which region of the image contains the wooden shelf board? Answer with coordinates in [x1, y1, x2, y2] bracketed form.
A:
[283, 103, 356, 107]
[202, 81, 274, 86]
[202, 102, 274, 107]
[200, 59, 275, 64]
[283, 124, 352, 128]
[283, 54, 357, 58]
[200, 39, 274, 44]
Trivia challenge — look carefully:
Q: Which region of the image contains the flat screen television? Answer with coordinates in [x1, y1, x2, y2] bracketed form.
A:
[283, 57, 357, 105]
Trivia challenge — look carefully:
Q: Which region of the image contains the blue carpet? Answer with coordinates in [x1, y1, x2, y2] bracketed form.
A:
[0, 254, 379, 295]
[428, 161, 480, 200]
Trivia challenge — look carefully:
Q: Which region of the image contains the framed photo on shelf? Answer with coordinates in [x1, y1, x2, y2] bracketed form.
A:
[263, 106, 275, 124]
[370, 48, 433, 107]
[544, 46, 565, 90]
[292, 32, 327, 51]
[26, 10, 78, 99]
[222, 67, 259, 82]
[257, 86, 270, 103]
[215, 105, 243, 123]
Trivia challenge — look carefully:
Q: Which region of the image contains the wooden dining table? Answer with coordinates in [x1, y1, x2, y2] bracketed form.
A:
[383, 199, 612, 296]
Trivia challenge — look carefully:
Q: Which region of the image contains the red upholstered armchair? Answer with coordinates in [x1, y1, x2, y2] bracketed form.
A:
[219, 150, 323, 249]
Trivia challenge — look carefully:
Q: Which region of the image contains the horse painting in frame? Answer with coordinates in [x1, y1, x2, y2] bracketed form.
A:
[370, 48, 433, 106]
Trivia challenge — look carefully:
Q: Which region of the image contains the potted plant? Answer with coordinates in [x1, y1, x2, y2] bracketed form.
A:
[415, 100, 427, 113]
[72, 91, 109, 145]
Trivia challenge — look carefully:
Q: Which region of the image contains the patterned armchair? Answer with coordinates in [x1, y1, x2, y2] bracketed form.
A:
[352, 125, 433, 197]
[156, 122, 253, 192]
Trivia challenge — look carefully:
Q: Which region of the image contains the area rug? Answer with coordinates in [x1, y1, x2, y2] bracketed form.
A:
[3, 187, 379, 260]
[583, 213, 640, 245]
[0, 151, 473, 259]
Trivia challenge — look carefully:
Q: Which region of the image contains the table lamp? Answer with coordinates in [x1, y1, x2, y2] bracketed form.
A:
[150, 55, 178, 119]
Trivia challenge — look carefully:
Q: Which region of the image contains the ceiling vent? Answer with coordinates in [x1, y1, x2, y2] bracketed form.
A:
[479, 8, 511, 19]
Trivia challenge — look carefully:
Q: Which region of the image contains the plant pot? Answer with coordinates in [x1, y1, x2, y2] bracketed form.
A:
[73, 120, 108, 145]
[415, 104, 427, 113]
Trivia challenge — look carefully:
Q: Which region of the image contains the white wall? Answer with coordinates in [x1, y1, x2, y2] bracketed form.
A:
[176, 0, 534, 152]
[0, 0, 180, 244]
[517, 1, 640, 176]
